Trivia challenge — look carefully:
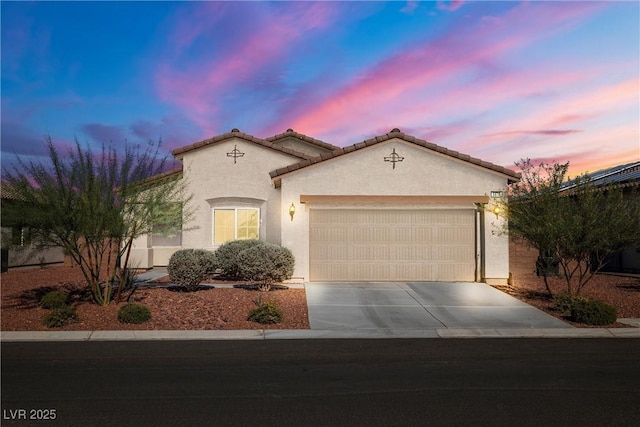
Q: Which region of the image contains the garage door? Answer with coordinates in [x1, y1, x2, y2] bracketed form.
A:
[309, 209, 476, 281]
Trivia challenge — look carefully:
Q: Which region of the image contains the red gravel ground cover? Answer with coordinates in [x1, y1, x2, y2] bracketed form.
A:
[495, 270, 640, 328]
[1, 264, 638, 331]
[1, 265, 309, 331]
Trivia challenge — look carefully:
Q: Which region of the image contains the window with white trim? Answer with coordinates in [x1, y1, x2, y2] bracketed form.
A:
[213, 208, 259, 245]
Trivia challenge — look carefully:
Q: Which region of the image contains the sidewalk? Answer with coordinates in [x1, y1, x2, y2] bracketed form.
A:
[2, 326, 639, 342]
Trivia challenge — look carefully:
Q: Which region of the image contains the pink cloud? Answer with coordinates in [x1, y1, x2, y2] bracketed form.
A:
[277, 1, 602, 143]
[155, 2, 340, 137]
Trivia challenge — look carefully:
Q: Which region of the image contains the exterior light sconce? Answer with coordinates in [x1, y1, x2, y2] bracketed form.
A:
[492, 206, 501, 218]
[289, 203, 296, 221]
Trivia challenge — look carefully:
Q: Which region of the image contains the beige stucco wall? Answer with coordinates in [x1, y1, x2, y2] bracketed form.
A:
[7, 245, 65, 268]
[279, 139, 511, 283]
[179, 138, 301, 251]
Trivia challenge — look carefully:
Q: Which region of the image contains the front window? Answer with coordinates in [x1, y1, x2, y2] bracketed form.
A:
[213, 208, 259, 244]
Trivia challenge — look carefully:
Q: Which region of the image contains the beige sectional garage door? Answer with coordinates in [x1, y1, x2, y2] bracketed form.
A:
[309, 209, 476, 281]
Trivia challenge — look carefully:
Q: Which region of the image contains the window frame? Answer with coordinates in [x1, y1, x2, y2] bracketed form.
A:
[212, 207, 260, 245]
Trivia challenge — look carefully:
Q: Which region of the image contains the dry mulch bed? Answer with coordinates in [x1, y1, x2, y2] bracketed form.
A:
[495, 271, 640, 328]
[1, 266, 309, 331]
[1, 265, 638, 331]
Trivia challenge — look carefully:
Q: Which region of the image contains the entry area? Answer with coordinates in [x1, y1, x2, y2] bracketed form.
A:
[309, 209, 476, 282]
[306, 282, 572, 330]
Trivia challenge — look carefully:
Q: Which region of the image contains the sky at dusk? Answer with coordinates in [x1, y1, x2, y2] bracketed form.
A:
[2, 1, 639, 177]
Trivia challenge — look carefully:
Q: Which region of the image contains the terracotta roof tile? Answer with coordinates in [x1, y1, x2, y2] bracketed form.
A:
[266, 129, 340, 151]
[270, 129, 521, 182]
[172, 129, 310, 160]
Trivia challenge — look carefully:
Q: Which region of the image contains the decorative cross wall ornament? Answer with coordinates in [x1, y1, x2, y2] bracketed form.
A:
[226, 145, 245, 164]
[384, 148, 404, 169]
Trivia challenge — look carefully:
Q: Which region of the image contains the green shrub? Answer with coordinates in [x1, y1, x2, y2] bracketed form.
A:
[569, 298, 617, 326]
[40, 290, 69, 309]
[118, 303, 151, 324]
[43, 306, 78, 328]
[237, 243, 294, 291]
[553, 292, 588, 315]
[215, 239, 264, 278]
[247, 299, 283, 324]
[168, 249, 217, 291]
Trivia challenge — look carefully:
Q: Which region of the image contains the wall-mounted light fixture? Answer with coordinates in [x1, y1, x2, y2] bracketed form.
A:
[289, 203, 296, 221]
[492, 206, 501, 218]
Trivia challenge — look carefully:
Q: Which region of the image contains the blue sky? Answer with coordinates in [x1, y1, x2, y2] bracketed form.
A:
[2, 1, 638, 176]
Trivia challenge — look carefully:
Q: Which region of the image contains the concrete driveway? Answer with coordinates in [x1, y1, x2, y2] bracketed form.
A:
[306, 282, 572, 330]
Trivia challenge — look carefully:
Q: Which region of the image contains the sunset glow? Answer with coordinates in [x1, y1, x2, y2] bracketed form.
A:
[2, 1, 638, 177]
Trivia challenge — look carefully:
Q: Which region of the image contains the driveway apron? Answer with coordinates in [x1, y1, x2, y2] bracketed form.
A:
[305, 282, 572, 330]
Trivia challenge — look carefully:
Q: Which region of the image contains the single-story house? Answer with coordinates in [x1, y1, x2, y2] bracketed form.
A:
[130, 128, 520, 285]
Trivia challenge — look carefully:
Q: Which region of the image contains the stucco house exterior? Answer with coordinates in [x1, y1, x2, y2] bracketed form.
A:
[130, 128, 520, 285]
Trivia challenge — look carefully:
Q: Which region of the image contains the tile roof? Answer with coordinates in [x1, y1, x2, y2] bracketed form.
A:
[172, 128, 311, 160]
[269, 128, 521, 183]
[265, 128, 341, 152]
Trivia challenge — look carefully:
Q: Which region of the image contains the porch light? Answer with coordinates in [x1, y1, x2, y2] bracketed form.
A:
[493, 206, 501, 218]
[289, 203, 296, 221]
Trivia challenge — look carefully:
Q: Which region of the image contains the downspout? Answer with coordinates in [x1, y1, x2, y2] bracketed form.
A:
[475, 204, 486, 282]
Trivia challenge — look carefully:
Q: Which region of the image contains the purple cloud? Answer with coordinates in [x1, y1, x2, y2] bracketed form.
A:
[81, 123, 125, 144]
[485, 129, 584, 137]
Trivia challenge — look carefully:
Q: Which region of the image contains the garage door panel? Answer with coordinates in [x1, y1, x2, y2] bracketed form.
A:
[352, 244, 390, 261]
[309, 209, 476, 282]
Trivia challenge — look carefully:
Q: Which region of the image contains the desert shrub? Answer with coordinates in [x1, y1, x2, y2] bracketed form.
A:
[40, 290, 69, 309]
[569, 298, 617, 326]
[247, 298, 283, 324]
[43, 306, 78, 328]
[168, 249, 217, 291]
[237, 243, 294, 291]
[553, 292, 588, 315]
[215, 239, 264, 278]
[118, 303, 151, 324]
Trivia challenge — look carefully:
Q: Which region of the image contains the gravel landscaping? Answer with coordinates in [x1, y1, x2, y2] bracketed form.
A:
[1, 266, 309, 331]
[1, 264, 637, 331]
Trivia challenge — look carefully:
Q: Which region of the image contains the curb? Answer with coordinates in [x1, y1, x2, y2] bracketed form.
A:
[2, 327, 639, 342]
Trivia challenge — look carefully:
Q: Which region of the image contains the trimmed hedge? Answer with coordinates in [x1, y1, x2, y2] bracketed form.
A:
[168, 249, 217, 291]
[215, 239, 264, 278]
[118, 303, 151, 324]
[237, 242, 294, 291]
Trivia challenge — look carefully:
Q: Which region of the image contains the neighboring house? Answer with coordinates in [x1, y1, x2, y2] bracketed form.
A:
[578, 161, 640, 274]
[0, 184, 65, 271]
[509, 161, 640, 277]
[130, 128, 520, 285]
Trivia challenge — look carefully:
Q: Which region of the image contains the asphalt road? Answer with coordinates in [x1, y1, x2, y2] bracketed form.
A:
[2, 339, 640, 426]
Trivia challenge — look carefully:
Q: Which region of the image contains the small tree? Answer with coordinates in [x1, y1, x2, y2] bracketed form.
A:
[2, 137, 193, 305]
[497, 159, 640, 296]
